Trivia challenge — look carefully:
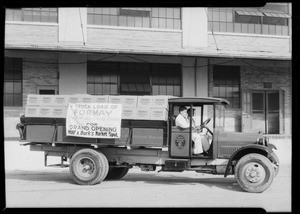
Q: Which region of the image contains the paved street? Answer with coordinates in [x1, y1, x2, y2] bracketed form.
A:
[4, 141, 291, 211]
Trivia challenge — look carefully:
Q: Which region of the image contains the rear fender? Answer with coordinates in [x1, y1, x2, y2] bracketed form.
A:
[224, 144, 273, 177]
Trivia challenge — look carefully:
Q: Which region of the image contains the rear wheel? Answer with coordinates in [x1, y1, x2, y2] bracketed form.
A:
[69, 149, 109, 185]
[235, 153, 274, 193]
[105, 167, 129, 180]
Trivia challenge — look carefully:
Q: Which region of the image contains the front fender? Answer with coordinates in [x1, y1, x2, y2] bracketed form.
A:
[224, 144, 273, 177]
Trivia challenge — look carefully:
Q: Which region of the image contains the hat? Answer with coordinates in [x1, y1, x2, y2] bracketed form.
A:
[179, 106, 187, 112]
[187, 108, 195, 113]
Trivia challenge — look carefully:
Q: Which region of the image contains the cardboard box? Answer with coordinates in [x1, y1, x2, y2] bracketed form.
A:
[94, 95, 108, 103]
[38, 106, 53, 117]
[121, 96, 138, 108]
[108, 96, 123, 104]
[136, 108, 151, 120]
[25, 106, 39, 117]
[80, 96, 95, 103]
[137, 96, 152, 108]
[151, 96, 169, 108]
[67, 95, 80, 104]
[40, 95, 54, 106]
[122, 108, 136, 120]
[26, 94, 40, 106]
[52, 106, 67, 118]
[53, 95, 68, 106]
[150, 108, 168, 121]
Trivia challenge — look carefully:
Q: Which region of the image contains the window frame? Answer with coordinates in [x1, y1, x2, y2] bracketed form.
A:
[207, 4, 290, 36]
[212, 65, 241, 109]
[4, 58, 23, 107]
[87, 61, 182, 97]
[5, 8, 58, 23]
[87, 7, 182, 30]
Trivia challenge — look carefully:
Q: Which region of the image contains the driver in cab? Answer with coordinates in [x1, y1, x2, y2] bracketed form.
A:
[175, 106, 210, 156]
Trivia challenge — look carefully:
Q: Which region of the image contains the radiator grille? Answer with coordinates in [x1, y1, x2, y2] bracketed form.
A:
[218, 146, 241, 158]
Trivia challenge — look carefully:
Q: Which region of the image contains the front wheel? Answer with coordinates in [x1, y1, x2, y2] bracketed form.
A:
[69, 149, 109, 185]
[235, 153, 275, 193]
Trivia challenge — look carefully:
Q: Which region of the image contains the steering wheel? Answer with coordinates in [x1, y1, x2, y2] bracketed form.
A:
[196, 118, 213, 135]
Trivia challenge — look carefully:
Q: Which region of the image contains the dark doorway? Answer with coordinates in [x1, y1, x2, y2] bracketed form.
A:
[252, 90, 279, 134]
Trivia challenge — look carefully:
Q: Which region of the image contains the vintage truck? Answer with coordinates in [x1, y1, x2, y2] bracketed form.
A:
[16, 97, 279, 193]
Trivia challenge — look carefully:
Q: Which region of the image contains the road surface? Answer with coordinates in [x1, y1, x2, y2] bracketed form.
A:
[4, 141, 291, 211]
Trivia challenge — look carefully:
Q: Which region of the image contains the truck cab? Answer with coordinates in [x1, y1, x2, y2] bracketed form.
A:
[168, 97, 227, 159]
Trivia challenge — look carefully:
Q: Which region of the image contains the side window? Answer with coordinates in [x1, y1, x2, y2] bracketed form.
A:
[4, 58, 23, 106]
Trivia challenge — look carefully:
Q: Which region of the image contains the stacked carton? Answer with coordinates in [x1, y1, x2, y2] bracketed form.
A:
[25, 94, 172, 121]
[25, 94, 68, 118]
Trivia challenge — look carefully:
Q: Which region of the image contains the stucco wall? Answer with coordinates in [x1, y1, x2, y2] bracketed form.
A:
[5, 22, 58, 43]
[207, 32, 290, 54]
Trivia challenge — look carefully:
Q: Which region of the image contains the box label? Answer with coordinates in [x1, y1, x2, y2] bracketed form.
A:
[25, 106, 39, 117]
[137, 96, 152, 108]
[38, 107, 53, 117]
[136, 108, 150, 120]
[150, 108, 168, 121]
[40, 95, 54, 106]
[52, 106, 67, 118]
[94, 95, 108, 103]
[122, 96, 137, 108]
[108, 96, 123, 104]
[26, 94, 40, 106]
[122, 108, 136, 120]
[54, 95, 68, 106]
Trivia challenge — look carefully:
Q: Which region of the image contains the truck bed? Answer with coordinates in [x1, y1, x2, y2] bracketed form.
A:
[18, 117, 168, 148]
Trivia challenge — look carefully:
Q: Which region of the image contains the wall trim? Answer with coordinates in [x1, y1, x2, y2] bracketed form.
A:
[87, 24, 182, 33]
[208, 31, 290, 39]
[5, 21, 58, 27]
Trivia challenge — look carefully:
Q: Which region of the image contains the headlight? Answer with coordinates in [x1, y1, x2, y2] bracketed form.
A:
[264, 136, 269, 146]
[258, 137, 264, 145]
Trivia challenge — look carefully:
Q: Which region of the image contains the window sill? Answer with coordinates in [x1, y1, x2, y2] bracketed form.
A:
[87, 24, 182, 33]
[208, 31, 290, 39]
[5, 21, 58, 26]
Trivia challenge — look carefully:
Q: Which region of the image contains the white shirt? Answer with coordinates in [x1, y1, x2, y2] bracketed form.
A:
[175, 113, 190, 129]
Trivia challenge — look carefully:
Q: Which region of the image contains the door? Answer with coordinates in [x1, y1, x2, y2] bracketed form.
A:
[251, 91, 280, 134]
[241, 90, 253, 133]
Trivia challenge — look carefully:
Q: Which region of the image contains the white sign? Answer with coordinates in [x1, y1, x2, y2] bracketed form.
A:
[66, 103, 122, 138]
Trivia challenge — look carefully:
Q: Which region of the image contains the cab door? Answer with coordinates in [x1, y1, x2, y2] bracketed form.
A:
[169, 105, 192, 158]
[170, 126, 191, 157]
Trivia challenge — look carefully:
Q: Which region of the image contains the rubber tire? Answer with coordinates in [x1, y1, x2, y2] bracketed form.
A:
[269, 152, 280, 177]
[105, 167, 129, 180]
[69, 149, 109, 185]
[235, 153, 275, 193]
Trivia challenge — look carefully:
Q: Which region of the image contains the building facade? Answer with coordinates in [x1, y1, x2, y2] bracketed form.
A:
[4, 5, 292, 139]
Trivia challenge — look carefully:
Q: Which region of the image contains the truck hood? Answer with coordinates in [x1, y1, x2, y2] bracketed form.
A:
[215, 130, 261, 147]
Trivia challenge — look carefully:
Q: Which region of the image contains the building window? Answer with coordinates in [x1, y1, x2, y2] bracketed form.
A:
[87, 7, 181, 29]
[207, 3, 290, 36]
[87, 61, 181, 96]
[4, 58, 23, 106]
[151, 63, 181, 96]
[87, 61, 119, 95]
[120, 62, 151, 95]
[5, 8, 58, 23]
[213, 65, 240, 108]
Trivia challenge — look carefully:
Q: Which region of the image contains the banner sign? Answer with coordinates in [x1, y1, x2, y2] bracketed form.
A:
[66, 103, 122, 138]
